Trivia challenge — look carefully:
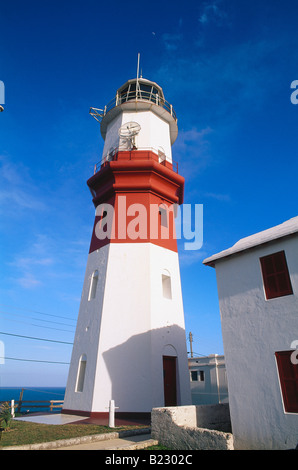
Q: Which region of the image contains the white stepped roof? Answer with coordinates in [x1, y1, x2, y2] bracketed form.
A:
[203, 216, 298, 267]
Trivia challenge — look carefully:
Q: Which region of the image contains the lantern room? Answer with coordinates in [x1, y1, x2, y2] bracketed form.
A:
[90, 76, 178, 166]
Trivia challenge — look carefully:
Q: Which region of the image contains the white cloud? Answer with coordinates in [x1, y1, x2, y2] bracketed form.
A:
[17, 273, 42, 289]
[178, 249, 208, 266]
[14, 257, 54, 269]
[162, 33, 183, 51]
[173, 127, 213, 179]
[204, 192, 231, 202]
[198, 1, 228, 25]
[0, 155, 46, 213]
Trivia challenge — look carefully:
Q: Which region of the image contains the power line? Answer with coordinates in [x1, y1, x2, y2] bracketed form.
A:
[0, 331, 73, 345]
[0, 356, 70, 365]
[188, 351, 213, 358]
[22, 388, 65, 397]
[0, 309, 75, 326]
[0, 303, 76, 321]
[0, 312, 75, 333]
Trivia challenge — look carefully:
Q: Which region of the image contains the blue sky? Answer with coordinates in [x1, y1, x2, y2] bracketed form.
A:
[1, 0, 298, 387]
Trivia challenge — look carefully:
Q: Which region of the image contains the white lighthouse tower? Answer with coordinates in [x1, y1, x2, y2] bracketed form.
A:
[63, 66, 191, 421]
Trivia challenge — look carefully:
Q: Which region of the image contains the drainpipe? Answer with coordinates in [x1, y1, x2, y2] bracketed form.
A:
[215, 355, 221, 403]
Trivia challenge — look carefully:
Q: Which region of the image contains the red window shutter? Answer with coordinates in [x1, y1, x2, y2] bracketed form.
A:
[260, 251, 293, 299]
[275, 351, 298, 413]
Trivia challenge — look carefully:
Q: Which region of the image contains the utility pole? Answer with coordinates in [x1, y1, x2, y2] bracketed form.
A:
[189, 332, 194, 358]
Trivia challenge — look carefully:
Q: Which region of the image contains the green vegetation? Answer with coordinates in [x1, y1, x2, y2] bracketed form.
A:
[0, 419, 147, 448]
[0, 402, 12, 431]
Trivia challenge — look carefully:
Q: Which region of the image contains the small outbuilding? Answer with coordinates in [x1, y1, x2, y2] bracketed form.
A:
[188, 355, 228, 405]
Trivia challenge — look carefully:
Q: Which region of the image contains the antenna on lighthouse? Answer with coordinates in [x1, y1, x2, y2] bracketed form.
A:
[136, 53, 141, 98]
[136, 53, 140, 81]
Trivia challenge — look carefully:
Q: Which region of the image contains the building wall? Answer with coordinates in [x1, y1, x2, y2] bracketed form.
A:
[215, 235, 298, 449]
[189, 355, 228, 405]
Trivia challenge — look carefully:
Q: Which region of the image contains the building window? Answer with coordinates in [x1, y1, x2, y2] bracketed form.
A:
[162, 270, 172, 299]
[88, 270, 99, 300]
[260, 251, 293, 300]
[275, 351, 298, 413]
[190, 370, 205, 382]
[191, 371, 198, 381]
[76, 354, 87, 392]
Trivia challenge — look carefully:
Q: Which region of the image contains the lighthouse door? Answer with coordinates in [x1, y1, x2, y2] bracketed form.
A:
[163, 356, 177, 406]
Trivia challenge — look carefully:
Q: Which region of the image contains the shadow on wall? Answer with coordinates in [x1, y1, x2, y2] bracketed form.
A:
[102, 324, 191, 412]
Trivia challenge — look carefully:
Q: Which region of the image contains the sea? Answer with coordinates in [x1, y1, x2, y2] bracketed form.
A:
[0, 387, 66, 414]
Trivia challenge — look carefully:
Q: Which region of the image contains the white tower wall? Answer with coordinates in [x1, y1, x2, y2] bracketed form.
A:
[64, 242, 191, 413]
[102, 111, 172, 162]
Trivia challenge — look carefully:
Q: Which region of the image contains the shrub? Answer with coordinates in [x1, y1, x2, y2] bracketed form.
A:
[0, 402, 11, 430]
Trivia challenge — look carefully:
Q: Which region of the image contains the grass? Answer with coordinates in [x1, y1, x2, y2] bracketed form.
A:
[0, 419, 147, 448]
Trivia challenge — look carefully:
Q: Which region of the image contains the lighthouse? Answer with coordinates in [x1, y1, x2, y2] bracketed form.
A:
[63, 67, 191, 421]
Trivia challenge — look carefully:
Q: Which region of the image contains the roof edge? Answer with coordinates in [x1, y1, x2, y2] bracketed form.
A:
[203, 216, 298, 267]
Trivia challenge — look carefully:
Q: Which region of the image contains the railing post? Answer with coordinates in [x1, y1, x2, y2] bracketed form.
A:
[17, 388, 24, 414]
[11, 399, 15, 418]
[107, 400, 119, 428]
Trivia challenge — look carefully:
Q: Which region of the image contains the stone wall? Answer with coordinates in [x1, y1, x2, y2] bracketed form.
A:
[151, 405, 233, 450]
[195, 403, 232, 432]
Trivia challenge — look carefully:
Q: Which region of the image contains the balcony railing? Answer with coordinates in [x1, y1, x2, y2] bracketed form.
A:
[93, 147, 178, 174]
[90, 89, 177, 123]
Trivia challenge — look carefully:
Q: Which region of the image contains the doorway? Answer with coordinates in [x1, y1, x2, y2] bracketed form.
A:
[163, 355, 177, 406]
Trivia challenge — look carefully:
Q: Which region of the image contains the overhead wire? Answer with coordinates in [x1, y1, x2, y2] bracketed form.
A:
[21, 388, 65, 397]
[0, 309, 75, 325]
[0, 331, 73, 345]
[0, 303, 76, 321]
[0, 356, 69, 365]
[0, 313, 74, 366]
[0, 311, 75, 333]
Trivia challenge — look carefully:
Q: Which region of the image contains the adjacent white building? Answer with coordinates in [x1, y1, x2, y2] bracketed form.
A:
[203, 216, 298, 450]
[188, 354, 228, 405]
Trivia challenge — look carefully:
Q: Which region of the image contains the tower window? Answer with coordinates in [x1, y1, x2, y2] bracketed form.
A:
[88, 270, 99, 300]
[260, 251, 293, 300]
[159, 206, 168, 228]
[162, 270, 172, 299]
[76, 354, 87, 393]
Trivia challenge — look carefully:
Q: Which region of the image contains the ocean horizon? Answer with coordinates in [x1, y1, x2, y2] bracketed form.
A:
[0, 387, 66, 413]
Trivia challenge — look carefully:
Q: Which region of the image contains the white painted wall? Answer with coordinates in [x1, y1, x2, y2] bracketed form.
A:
[63, 245, 110, 412]
[64, 242, 191, 414]
[189, 355, 228, 405]
[151, 405, 233, 450]
[149, 244, 191, 408]
[102, 111, 172, 162]
[214, 236, 298, 449]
